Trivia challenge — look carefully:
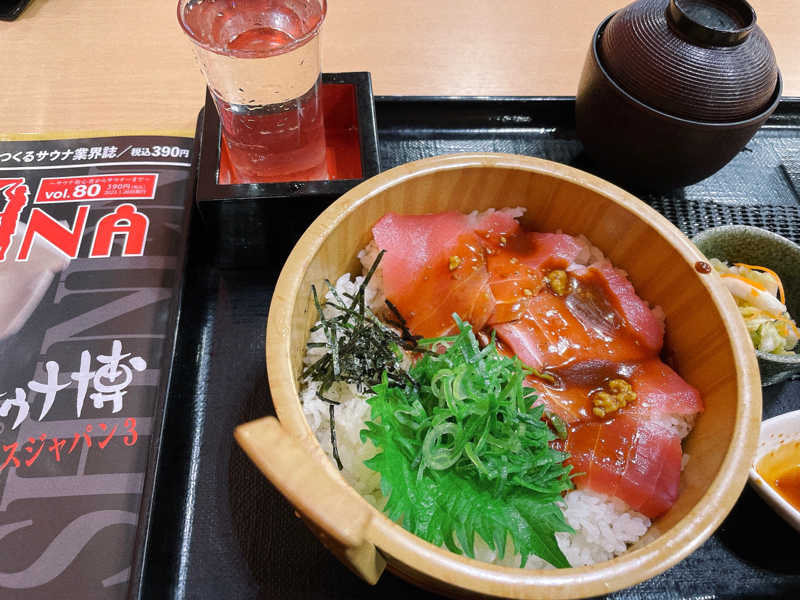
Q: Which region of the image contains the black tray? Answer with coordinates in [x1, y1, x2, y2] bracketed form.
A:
[131, 97, 800, 600]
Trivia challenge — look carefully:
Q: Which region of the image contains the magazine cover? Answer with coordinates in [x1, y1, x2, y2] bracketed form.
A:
[0, 136, 193, 599]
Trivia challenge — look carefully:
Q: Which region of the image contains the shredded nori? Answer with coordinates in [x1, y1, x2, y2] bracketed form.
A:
[329, 403, 343, 470]
[303, 250, 422, 469]
[383, 298, 425, 351]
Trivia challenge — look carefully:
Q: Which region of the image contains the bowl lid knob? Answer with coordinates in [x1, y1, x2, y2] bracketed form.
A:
[666, 0, 755, 47]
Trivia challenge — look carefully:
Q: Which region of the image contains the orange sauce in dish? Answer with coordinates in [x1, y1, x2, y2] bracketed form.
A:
[756, 440, 800, 510]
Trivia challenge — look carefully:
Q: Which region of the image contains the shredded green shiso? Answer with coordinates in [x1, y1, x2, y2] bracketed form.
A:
[361, 316, 575, 568]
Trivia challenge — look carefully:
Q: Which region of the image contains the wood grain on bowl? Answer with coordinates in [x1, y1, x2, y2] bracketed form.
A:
[236, 153, 762, 599]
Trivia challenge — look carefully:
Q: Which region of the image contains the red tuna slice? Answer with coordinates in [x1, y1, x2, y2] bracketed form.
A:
[487, 232, 584, 325]
[526, 358, 702, 425]
[494, 342, 599, 423]
[526, 360, 637, 424]
[534, 382, 598, 424]
[572, 261, 665, 353]
[564, 413, 682, 519]
[487, 232, 584, 275]
[372, 211, 516, 337]
[520, 232, 584, 271]
[614, 419, 682, 517]
[472, 207, 524, 239]
[494, 319, 547, 370]
[632, 425, 683, 517]
[493, 288, 654, 373]
[628, 359, 704, 417]
[487, 275, 541, 326]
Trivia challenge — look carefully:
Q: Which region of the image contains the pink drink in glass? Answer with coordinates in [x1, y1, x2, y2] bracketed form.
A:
[179, 0, 327, 183]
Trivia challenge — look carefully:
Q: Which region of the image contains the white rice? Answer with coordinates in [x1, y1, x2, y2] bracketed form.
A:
[471, 490, 651, 569]
[573, 233, 607, 266]
[299, 274, 385, 508]
[301, 273, 658, 568]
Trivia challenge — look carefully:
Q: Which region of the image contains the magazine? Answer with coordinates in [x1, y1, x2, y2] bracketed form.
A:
[0, 136, 193, 599]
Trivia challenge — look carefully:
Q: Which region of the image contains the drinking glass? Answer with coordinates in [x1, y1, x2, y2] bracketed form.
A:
[178, 0, 328, 183]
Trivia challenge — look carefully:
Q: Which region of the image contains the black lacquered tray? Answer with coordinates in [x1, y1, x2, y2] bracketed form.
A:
[131, 97, 800, 600]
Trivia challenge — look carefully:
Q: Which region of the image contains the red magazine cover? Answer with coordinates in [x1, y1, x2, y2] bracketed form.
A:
[0, 136, 193, 599]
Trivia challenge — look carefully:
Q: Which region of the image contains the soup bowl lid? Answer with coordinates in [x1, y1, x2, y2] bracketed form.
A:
[599, 0, 779, 123]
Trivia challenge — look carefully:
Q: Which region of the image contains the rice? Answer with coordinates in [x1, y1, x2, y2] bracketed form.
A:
[299, 274, 384, 507]
[573, 233, 607, 266]
[301, 273, 659, 568]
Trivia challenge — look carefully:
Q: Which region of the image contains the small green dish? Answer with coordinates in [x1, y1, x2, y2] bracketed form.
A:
[692, 225, 800, 387]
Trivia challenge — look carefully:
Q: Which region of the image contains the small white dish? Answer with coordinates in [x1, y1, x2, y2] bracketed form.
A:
[748, 409, 800, 533]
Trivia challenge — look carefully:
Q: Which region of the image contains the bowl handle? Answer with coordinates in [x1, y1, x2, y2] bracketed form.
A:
[234, 416, 386, 584]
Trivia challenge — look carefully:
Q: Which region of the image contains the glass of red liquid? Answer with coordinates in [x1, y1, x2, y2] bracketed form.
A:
[178, 0, 327, 183]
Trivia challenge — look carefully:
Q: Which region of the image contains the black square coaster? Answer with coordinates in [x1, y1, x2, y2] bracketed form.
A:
[192, 72, 381, 268]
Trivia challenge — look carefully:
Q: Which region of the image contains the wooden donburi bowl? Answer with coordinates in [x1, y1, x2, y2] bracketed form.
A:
[235, 153, 761, 599]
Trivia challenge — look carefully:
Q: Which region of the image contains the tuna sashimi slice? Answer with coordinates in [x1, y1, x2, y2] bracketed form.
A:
[573, 261, 665, 353]
[372, 212, 477, 301]
[634, 428, 682, 517]
[525, 359, 636, 423]
[472, 207, 524, 239]
[564, 413, 683, 519]
[494, 318, 547, 371]
[487, 232, 584, 325]
[629, 360, 704, 416]
[493, 290, 654, 372]
[371, 210, 521, 338]
[565, 412, 637, 500]
[487, 232, 584, 276]
[522, 357, 703, 425]
[522, 232, 585, 271]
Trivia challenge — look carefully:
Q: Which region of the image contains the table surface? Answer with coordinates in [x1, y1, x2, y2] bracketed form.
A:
[1, 0, 798, 139]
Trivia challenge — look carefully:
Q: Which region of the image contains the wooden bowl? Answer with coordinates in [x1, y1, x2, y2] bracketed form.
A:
[235, 153, 762, 599]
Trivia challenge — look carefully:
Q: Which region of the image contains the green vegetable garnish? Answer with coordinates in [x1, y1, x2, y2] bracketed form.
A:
[361, 316, 575, 568]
